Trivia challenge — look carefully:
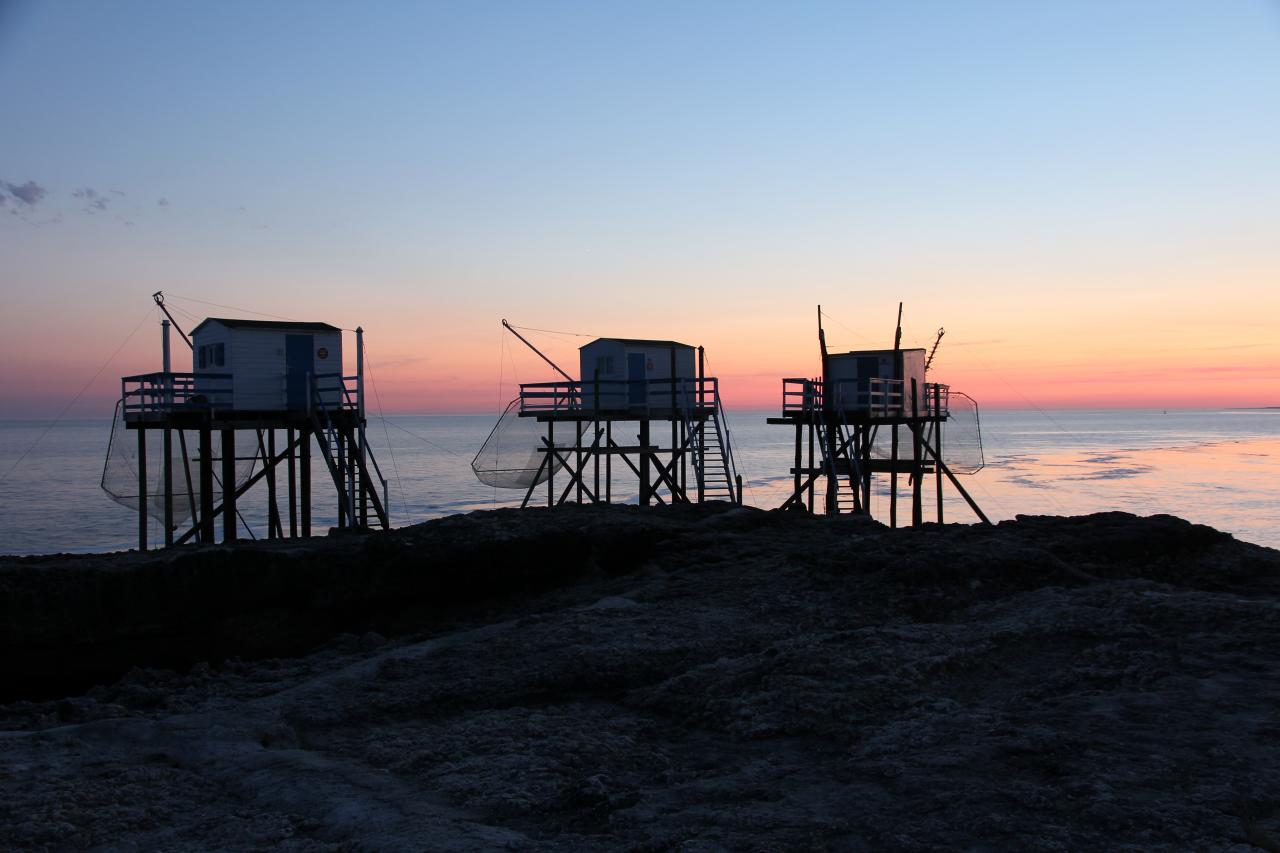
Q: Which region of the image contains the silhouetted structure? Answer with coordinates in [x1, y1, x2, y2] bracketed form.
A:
[106, 293, 388, 549]
[767, 306, 988, 526]
[474, 322, 740, 508]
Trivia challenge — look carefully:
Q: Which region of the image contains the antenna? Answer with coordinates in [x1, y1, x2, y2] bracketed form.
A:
[152, 291, 194, 351]
[893, 302, 903, 351]
[501, 319, 574, 382]
[924, 327, 945, 373]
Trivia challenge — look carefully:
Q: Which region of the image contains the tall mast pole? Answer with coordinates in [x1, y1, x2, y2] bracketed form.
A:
[817, 304, 828, 368]
[893, 302, 903, 351]
[162, 319, 172, 373]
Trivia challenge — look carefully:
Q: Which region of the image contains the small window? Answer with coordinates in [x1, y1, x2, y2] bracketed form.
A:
[198, 345, 208, 369]
[214, 343, 225, 367]
[596, 356, 614, 375]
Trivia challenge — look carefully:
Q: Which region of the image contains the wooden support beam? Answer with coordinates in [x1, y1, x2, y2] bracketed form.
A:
[639, 420, 650, 506]
[547, 420, 555, 507]
[178, 430, 197, 530]
[911, 379, 922, 528]
[824, 414, 838, 515]
[287, 427, 298, 537]
[301, 427, 311, 537]
[806, 421, 814, 513]
[221, 428, 236, 542]
[890, 424, 899, 528]
[793, 423, 803, 509]
[934, 386, 944, 524]
[555, 431, 603, 505]
[137, 427, 148, 551]
[264, 430, 281, 539]
[175, 431, 307, 546]
[162, 428, 173, 547]
[520, 443, 553, 509]
[199, 427, 214, 544]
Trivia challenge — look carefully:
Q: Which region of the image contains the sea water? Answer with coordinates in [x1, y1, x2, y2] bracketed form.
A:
[0, 409, 1277, 555]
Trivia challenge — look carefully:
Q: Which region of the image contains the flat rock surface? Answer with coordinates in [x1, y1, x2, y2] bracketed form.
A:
[3, 505, 1280, 850]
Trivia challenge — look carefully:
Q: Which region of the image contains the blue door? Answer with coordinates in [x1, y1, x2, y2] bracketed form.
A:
[285, 335, 315, 410]
[856, 355, 880, 409]
[628, 353, 647, 406]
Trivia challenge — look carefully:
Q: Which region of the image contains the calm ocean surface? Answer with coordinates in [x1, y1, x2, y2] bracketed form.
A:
[1, 408, 1277, 555]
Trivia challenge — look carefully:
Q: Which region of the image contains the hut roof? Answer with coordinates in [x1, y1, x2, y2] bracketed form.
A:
[192, 318, 341, 334]
[581, 337, 695, 350]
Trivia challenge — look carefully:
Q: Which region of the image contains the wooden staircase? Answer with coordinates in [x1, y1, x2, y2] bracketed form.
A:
[688, 383, 740, 504]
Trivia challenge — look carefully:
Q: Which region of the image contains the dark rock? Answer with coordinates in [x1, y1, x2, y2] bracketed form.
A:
[1, 506, 1277, 849]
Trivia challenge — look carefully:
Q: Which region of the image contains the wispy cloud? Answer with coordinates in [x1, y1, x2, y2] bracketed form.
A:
[74, 187, 112, 212]
[3, 180, 47, 206]
[2, 180, 186, 227]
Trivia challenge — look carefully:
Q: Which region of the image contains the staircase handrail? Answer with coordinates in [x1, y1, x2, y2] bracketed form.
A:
[711, 378, 741, 503]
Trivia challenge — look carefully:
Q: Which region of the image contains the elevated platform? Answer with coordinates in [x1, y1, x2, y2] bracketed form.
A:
[113, 370, 387, 549]
[769, 375, 986, 525]
[510, 376, 741, 507]
[120, 371, 361, 428]
[517, 377, 726, 422]
[778, 377, 951, 423]
[525, 406, 718, 423]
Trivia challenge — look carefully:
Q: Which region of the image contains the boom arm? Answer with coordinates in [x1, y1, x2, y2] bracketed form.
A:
[502, 319, 573, 382]
[153, 291, 194, 351]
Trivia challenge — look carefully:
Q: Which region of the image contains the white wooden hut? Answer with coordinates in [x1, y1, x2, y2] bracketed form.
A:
[826, 348, 926, 415]
[579, 337, 698, 411]
[190, 318, 343, 411]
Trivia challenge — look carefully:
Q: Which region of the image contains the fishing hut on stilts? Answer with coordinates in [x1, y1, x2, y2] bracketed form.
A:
[473, 321, 742, 508]
[768, 305, 989, 526]
[102, 292, 389, 549]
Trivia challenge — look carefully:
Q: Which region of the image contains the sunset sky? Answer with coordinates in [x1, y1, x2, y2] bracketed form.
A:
[2, 1, 1277, 416]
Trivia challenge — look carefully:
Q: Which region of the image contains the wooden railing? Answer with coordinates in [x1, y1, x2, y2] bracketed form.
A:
[121, 372, 232, 415]
[519, 377, 721, 414]
[121, 371, 361, 416]
[781, 377, 950, 418]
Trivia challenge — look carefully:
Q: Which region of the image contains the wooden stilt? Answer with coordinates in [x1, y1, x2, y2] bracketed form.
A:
[806, 420, 814, 513]
[199, 427, 214, 544]
[794, 423, 803, 509]
[576, 418, 584, 504]
[911, 380, 922, 527]
[221, 428, 236, 542]
[335, 427, 346, 528]
[162, 427, 173, 547]
[547, 420, 555, 507]
[137, 427, 148, 551]
[287, 427, 298, 537]
[890, 424, 899, 528]
[934, 386, 944, 524]
[178, 430, 197, 529]
[639, 419, 650, 506]
[824, 415, 837, 514]
[300, 427, 311, 537]
[266, 429, 280, 538]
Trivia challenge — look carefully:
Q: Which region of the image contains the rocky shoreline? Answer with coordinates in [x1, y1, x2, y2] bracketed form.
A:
[2, 505, 1279, 850]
